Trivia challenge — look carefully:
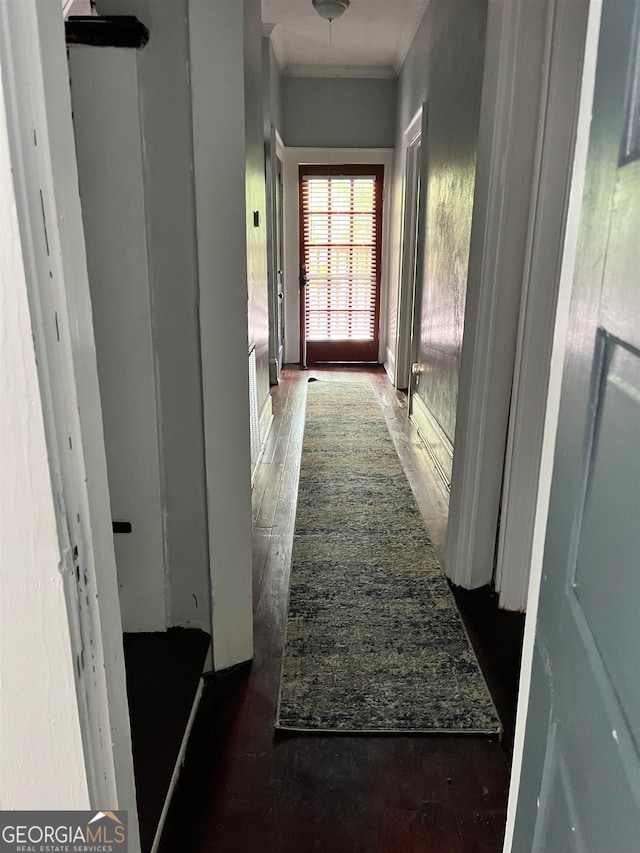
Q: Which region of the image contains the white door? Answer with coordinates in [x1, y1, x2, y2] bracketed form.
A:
[510, 0, 640, 849]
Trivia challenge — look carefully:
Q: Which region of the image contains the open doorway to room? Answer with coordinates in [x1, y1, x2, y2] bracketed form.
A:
[64, 16, 212, 851]
[275, 155, 286, 377]
[395, 108, 424, 393]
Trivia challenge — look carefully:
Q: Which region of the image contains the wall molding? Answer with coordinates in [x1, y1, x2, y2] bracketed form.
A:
[494, 0, 591, 612]
[284, 64, 397, 79]
[384, 345, 396, 384]
[251, 393, 274, 487]
[0, 0, 140, 839]
[410, 393, 453, 493]
[392, 0, 430, 73]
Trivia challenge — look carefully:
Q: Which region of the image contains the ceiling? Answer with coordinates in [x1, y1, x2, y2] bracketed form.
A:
[262, 0, 429, 77]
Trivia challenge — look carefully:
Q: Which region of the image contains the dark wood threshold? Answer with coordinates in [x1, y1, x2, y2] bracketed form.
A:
[123, 628, 210, 853]
[450, 584, 525, 755]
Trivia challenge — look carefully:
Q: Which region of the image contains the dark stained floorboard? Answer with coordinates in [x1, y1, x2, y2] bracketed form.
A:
[158, 367, 524, 853]
[124, 628, 211, 852]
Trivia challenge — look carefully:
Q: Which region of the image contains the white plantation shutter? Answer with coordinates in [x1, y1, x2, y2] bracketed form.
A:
[301, 171, 382, 346]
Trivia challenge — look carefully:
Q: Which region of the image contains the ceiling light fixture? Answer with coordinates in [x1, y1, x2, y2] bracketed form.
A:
[312, 0, 350, 23]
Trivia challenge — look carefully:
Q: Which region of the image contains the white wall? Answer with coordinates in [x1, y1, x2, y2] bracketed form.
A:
[0, 8, 139, 827]
[98, 0, 211, 632]
[283, 148, 394, 365]
[69, 47, 167, 634]
[245, 0, 272, 435]
[189, 0, 256, 669]
[3, 1, 140, 833]
[264, 39, 283, 138]
[0, 73, 90, 809]
[281, 77, 397, 148]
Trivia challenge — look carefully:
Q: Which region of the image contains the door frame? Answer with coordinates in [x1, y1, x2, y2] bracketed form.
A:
[266, 126, 285, 384]
[444, 0, 585, 592]
[394, 106, 425, 391]
[494, 0, 596, 610]
[275, 142, 285, 373]
[0, 0, 139, 842]
[282, 147, 394, 366]
[503, 0, 605, 845]
[188, 0, 254, 671]
[298, 163, 384, 365]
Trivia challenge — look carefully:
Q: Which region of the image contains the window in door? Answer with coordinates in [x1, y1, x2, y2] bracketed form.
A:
[299, 165, 384, 364]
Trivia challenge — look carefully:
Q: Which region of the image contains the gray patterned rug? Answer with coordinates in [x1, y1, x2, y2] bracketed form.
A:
[276, 380, 501, 734]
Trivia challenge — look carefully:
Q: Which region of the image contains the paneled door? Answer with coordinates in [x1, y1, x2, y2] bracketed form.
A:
[299, 165, 383, 364]
[512, 0, 640, 849]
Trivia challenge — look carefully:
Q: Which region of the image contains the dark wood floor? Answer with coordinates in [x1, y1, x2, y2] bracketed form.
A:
[124, 628, 210, 852]
[158, 367, 524, 853]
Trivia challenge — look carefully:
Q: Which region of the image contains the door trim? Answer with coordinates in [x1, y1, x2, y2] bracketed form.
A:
[445, 0, 567, 590]
[409, 393, 453, 490]
[503, 0, 603, 848]
[266, 125, 285, 385]
[282, 148, 394, 366]
[275, 132, 285, 373]
[298, 163, 384, 366]
[0, 0, 139, 841]
[394, 106, 424, 390]
[495, 0, 594, 611]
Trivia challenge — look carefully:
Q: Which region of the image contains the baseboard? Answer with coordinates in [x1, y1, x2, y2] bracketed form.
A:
[410, 393, 453, 492]
[384, 346, 396, 385]
[251, 394, 274, 486]
[150, 672, 206, 853]
[269, 357, 280, 385]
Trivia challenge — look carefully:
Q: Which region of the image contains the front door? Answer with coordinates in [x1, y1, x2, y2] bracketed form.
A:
[299, 165, 383, 364]
[512, 0, 640, 849]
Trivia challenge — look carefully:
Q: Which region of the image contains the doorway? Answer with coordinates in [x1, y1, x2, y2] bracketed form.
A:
[275, 154, 285, 374]
[299, 164, 384, 365]
[395, 107, 425, 392]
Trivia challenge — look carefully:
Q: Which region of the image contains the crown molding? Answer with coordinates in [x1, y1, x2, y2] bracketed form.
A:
[284, 64, 397, 79]
[393, 0, 430, 72]
[263, 23, 286, 70]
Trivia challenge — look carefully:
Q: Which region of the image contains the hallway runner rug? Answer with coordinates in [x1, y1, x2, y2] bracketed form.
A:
[276, 380, 501, 734]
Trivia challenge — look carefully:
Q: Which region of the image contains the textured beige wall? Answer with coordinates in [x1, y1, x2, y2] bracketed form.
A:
[412, 0, 487, 444]
[389, 0, 488, 442]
